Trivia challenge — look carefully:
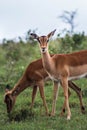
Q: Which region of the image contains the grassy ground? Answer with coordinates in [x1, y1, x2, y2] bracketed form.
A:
[0, 80, 87, 130]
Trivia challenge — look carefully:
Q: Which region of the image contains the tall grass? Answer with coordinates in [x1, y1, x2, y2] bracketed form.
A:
[0, 80, 87, 130]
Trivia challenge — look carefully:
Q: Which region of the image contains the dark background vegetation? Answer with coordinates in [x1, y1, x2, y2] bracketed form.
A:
[0, 29, 87, 88]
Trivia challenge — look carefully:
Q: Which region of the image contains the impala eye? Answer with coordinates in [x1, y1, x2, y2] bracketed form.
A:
[47, 39, 49, 42]
[38, 39, 41, 43]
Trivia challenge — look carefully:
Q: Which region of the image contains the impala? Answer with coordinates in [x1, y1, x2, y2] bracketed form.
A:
[30, 30, 87, 120]
[4, 58, 84, 115]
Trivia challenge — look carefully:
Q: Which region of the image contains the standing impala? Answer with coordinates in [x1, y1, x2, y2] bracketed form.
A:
[30, 30, 87, 120]
[4, 58, 84, 115]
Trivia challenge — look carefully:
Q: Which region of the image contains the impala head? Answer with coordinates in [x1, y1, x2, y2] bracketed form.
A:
[4, 85, 16, 113]
[30, 29, 56, 53]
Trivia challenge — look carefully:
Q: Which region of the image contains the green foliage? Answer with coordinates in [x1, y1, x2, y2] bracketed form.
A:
[0, 32, 87, 89]
[3, 41, 21, 61]
[58, 32, 87, 53]
[58, 34, 74, 53]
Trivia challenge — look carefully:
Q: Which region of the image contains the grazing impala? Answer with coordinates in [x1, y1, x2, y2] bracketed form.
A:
[30, 30, 87, 120]
[4, 58, 84, 115]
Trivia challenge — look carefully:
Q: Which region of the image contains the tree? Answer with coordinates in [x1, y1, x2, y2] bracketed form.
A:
[59, 10, 77, 35]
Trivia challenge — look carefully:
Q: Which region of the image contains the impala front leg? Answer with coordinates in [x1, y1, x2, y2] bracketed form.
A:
[30, 85, 38, 109]
[38, 81, 49, 115]
[61, 77, 71, 120]
[60, 88, 71, 116]
[51, 81, 59, 116]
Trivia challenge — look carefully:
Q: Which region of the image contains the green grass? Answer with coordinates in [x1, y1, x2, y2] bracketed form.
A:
[0, 80, 87, 130]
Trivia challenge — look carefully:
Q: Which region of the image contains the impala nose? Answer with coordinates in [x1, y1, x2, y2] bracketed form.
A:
[41, 47, 46, 53]
[42, 48, 45, 52]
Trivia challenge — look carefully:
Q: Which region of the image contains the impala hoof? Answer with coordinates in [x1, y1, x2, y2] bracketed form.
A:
[45, 112, 50, 116]
[49, 113, 55, 117]
[81, 106, 85, 114]
[67, 116, 71, 120]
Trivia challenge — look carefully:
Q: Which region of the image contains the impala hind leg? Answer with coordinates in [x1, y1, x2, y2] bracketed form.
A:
[29, 85, 38, 109]
[60, 81, 85, 115]
[68, 81, 85, 113]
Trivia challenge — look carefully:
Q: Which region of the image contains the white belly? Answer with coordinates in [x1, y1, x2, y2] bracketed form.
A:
[47, 73, 59, 82]
[68, 73, 87, 80]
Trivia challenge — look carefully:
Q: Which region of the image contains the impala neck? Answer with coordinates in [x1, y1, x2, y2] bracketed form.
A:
[11, 76, 30, 97]
[41, 50, 53, 72]
[11, 85, 25, 97]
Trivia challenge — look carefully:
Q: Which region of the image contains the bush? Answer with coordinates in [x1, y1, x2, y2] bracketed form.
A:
[58, 32, 86, 53]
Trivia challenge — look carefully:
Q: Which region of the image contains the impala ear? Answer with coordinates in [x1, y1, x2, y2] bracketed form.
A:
[30, 33, 39, 40]
[5, 84, 10, 93]
[47, 29, 56, 39]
